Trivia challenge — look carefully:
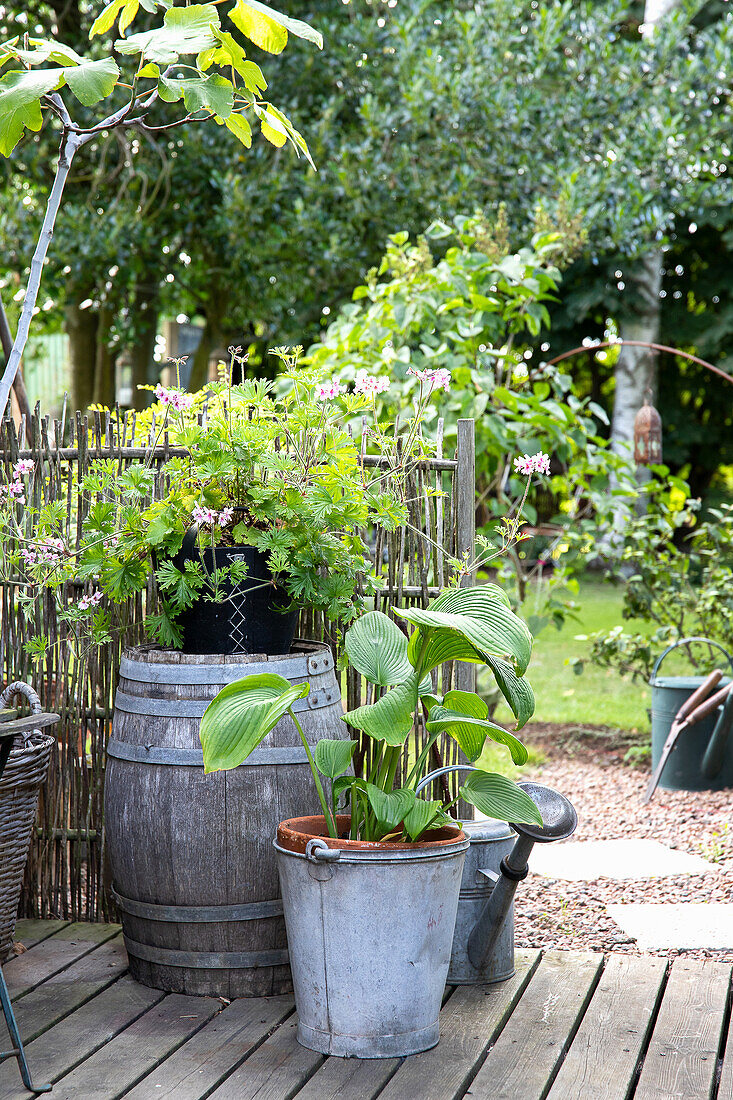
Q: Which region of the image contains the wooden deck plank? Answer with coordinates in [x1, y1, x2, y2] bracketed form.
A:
[466, 951, 603, 1100]
[11, 935, 128, 1043]
[0, 976, 163, 1100]
[716, 986, 733, 1100]
[206, 1016, 323, 1100]
[11, 919, 69, 951]
[46, 993, 221, 1100]
[372, 950, 542, 1100]
[3, 921, 120, 1000]
[546, 954, 667, 1100]
[124, 995, 294, 1100]
[290, 1054, 401, 1100]
[634, 957, 731, 1100]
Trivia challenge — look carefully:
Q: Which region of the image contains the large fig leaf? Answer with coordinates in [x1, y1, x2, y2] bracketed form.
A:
[229, 0, 322, 54]
[116, 4, 219, 64]
[0, 68, 63, 155]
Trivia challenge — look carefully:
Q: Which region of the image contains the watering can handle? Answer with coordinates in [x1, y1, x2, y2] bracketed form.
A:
[650, 637, 733, 683]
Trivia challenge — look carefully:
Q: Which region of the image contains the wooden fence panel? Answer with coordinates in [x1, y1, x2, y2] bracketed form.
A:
[0, 407, 476, 921]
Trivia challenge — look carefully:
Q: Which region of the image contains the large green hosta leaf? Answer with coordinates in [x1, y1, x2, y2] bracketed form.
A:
[342, 674, 418, 746]
[459, 770, 542, 825]
[483, 653, 535, 728]
[345, 610, 413, 686]
[365, 785, 416, 832]
[403, 798, 444, 841]
[425, 690, 528, 764]
[397, 584, 533, 675]
[200, 672, 308, 772]
[314, 738, 356, 779]
[116, 4, 219, 64]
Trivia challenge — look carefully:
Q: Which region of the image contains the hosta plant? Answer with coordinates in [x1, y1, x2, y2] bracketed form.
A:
[199, 583, 543, 840]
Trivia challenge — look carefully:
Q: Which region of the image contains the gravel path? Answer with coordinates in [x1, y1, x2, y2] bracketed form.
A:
[511, 723, 733, 960]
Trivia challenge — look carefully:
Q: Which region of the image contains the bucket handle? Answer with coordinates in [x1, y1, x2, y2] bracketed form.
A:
[650, 637, 733, 685]
[305, 838, 341, 863]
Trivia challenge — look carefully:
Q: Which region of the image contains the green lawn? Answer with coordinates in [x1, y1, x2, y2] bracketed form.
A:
[491, 578, 652, 733]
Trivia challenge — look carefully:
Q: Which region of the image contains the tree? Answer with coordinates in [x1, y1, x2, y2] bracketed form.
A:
[0, 0, 322, 414]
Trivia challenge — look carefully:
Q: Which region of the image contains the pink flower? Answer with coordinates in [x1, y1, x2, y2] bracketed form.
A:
[20, 537, 66, 569]
[13, 459, 34, 477]
[192, 504, 233, 528]
[192, 505, 219, 527]
[354, 371, 390, 397]
[408, 367, 452, 392]
[79, 590, 103, 611]
[155, 384, 194, 411]
[514, 452, 551, 476]
[315, 381, 347, 401]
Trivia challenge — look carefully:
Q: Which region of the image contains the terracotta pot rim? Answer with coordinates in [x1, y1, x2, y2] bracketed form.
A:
[276, 814, 466, 854]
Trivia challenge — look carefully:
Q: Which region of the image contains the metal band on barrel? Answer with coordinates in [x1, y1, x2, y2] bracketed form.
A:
[119, 651, 333, 685]
[112, 888, 283, 922]
[113, 685, 337, 716]
[123, 937, 289, 969]
[106, 739, 310, 767]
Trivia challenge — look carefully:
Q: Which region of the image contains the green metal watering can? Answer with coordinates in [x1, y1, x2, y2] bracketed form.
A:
[649, 636, 733, 794]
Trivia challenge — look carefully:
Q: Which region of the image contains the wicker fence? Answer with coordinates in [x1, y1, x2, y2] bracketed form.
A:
[0, 408, 476, 922]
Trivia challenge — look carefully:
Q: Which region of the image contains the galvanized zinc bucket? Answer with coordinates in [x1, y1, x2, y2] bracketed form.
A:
[275, 815, 469, 1058]
[650, 637, 733, 791]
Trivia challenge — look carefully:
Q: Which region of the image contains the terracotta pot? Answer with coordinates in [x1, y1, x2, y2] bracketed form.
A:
[276, 813, 466, 853]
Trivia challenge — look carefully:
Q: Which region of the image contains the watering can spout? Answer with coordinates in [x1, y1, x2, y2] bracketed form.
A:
[466, 782, 578, 972]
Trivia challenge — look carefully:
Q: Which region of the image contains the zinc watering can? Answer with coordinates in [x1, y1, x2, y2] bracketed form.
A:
[416, 768, 577, 984]
[646, 637, 733, 801]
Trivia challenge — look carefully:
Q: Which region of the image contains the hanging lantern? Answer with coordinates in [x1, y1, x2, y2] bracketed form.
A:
[633, 399, 663, 465]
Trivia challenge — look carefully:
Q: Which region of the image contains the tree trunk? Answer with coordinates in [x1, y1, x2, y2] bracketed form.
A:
[92, 304, 116, 408]
[130, 282, 159, 410]
[66, 301, 99, 412]
[610, 252, 663, 461]
[609, 0, 676, 462]
[188, 315, 217, 392]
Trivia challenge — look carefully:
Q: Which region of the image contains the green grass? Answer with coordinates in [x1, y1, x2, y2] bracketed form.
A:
[490, 577, 653, 734]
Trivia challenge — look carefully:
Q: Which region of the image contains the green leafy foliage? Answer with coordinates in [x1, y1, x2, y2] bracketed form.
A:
[200, 672, 309, 772]
[314, 739, 356, 779]
[584, 491, 733, 681]
[459, 771, 542, 827]
[199, 583, 539, 841]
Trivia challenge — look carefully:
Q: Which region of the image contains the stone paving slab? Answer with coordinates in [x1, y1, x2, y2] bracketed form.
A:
[606, 903, 733, 949]
[529, 838, 715, 881]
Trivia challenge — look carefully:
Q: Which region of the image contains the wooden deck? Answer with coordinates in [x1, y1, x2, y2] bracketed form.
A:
[0, 921, 731, 1100]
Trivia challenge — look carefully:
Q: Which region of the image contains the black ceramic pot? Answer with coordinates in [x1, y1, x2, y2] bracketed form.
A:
[172, 534, 298, 656]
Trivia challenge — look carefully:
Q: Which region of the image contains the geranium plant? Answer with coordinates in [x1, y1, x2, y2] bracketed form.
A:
[0, 348, 458, 652]
[199, 582, 543, 839]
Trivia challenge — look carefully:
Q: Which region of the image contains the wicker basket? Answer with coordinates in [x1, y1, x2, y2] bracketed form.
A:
[0, 683, 55, 962]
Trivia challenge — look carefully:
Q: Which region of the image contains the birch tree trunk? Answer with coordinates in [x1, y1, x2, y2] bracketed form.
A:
[610, 0, 677, 462]
[611, 252, 662, 461]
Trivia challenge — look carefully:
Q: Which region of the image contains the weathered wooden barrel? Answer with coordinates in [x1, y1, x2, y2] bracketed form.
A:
[105, 641, 345, 998]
